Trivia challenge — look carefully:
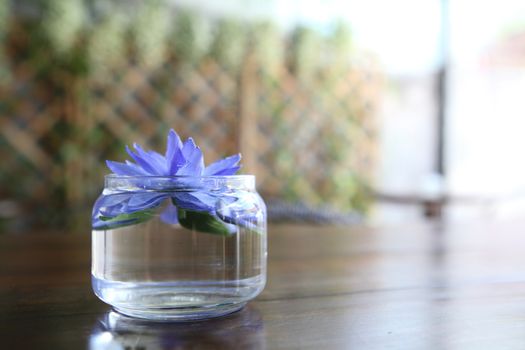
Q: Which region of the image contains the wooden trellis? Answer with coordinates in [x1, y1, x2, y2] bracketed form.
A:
[0, 25, 381, 231]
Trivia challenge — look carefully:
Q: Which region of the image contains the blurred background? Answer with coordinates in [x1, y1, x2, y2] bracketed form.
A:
[1, 0, 525, 232]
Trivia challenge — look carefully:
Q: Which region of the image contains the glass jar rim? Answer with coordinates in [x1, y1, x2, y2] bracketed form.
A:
[104, 174, 256, 191]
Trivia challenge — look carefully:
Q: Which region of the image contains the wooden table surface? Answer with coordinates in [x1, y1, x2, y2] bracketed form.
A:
[2, 221, 525, 349]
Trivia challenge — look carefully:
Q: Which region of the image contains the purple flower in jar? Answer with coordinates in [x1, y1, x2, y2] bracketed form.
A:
[92, 129, 248, 234]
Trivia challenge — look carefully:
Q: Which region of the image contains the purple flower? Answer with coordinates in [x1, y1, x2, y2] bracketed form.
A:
[93, 129, 243, 232]
[106, 129, 240, 177]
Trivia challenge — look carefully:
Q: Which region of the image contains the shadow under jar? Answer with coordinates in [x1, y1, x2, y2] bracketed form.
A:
[91, 175, 267, 321]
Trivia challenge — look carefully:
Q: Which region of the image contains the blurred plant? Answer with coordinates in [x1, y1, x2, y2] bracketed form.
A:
[328, 21, 352, 68]
[42, 0, 86, 54]
[0, 51, 10, 85]
[290, 26, 322, 83]
[211, 19, 247, 71]
[251, 21, 283, 77]
[89, 13, 128, 78]
[0, 0, 9, 84]
[171, 10, 212, 65]
[0, 0, 6, 34]
[131, 0, 171, 69]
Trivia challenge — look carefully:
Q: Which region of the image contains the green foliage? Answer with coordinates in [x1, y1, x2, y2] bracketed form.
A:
[251, 21, 283, 76]
[322, 20, 353, 85]
[290, 26, 322, 83]
[42, 0, 86, 54]
[131, 0, 171, 69]
[329, 21, 353, 67]
[98, 210, 156, 230]
[0, 50, 9, 84]
[0, 0, 9, 84]
[0, 0, 8, 38]
[177, 208, 232, 236]
[171, 10, 212, 64]
[89, 13, 128, 76]
[3, 2, 355, 81]
[210, 19, 247, 71]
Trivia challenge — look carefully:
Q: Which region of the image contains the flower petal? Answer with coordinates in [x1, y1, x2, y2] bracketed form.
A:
[126, 145, 158, 175]
[133, 143, 167, 175]
[181, 137, 198, 160]
[165, 129, 185, 174]
[177, 138, 204, 176]
[96, 194, 137, 218]
[148, 150, 168, 169]
[127, 192, 168, 211]
[124, 160, 150, 175]
[172, 191, 217, 212]
[93, 193, 132, 218]
[204, 154, 241, 176]
[106, 160, 148, 176]
[211, 166, 241, 176]
[160, 201, 179, 225]
[93, 209, 155, 230]
[215, 194, 263, 231]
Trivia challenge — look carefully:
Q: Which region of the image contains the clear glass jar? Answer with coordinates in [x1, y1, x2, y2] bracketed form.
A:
[91, 175, 267, 321]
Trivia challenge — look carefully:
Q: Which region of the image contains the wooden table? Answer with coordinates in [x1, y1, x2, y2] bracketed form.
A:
[2, 221, 525, 349]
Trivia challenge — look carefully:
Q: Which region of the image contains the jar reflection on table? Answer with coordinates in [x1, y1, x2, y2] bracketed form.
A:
[89, 307, 266, 350]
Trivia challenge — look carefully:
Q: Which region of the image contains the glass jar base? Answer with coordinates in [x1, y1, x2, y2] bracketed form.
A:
[92, 275, 265, 322]
[113, 302, 246, 321]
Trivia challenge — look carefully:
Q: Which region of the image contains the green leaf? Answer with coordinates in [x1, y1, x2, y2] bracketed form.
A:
[177, 209, 233, 236]
[97, 209, 155, 230]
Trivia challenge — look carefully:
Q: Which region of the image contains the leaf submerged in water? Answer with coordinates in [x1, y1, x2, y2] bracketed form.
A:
[177, 209, 235, 236]
[95, 210, 156, 230]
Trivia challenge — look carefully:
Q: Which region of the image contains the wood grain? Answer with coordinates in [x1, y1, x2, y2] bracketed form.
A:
[2, 221, 525, 349]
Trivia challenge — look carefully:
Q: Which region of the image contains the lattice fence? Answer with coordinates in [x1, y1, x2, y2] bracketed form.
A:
[0, 18, 381, 232]
[239, 58, 380, 213]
